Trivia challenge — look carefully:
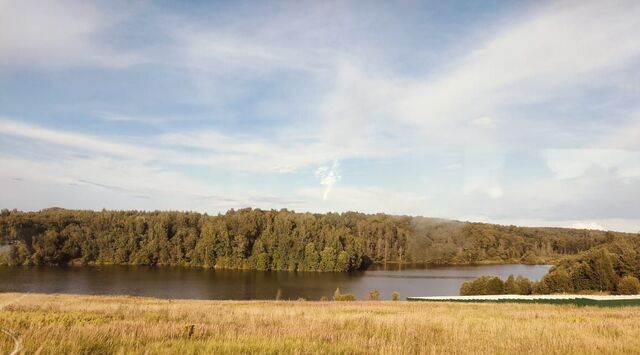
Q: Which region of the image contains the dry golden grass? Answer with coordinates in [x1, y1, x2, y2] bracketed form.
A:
[1, 292, 640, 354]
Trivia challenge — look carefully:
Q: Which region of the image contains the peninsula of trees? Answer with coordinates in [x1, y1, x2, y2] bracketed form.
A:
[0, 208, 636, 272]
[460, 237, 640, 295]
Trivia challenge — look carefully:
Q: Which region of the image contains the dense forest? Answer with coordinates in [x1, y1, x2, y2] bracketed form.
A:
[460, 237, 640, 295]
[0, 208, 636, 272]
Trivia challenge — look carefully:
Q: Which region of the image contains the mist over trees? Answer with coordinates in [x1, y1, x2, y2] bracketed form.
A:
[0, 208, 636, 272]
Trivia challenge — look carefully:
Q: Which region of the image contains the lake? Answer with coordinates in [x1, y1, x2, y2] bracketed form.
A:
[0, 264, 550, 300]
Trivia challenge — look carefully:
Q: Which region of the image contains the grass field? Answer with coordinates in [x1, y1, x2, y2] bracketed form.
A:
[2, 293, 640, 354]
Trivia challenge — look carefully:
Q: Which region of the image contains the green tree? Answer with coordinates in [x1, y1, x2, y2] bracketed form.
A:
[590, 249, 618, 291]
[319, 246, 337, 271]
[515, 276, 533, 295]
[255, 253, 270, 271]
[485, 276, 505, 295]
[539, 269, 573, 293]
[505, 275, 520, 294]
[303, 242, 320, 271]
[460, 276, 504, 295]
[335, 251, 350, 272]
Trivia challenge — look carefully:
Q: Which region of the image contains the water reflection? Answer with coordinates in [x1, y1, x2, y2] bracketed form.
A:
[0, 264, 550, 300]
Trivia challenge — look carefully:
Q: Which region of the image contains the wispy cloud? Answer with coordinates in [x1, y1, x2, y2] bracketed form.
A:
[0, 118, 153, 159]
[0, 0, 142, 68]
[315, 160, 341, 200]
[570, 221, 605, 231]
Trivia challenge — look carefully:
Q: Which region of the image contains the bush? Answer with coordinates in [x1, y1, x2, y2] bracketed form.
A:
[515, 276, 533, 295]
[539, 269, 573, 294]
[505, 275, 519, 294]
[533, 280, 547, 294]
[319, 296, 328, 301]
[333, 288, 356, 301]
[460, 276, 504, 295]
[485, 276, 505, 295]
[391, 291, 400, 301]
[565, 248, 618, 292]
[618, 275, 640, 295]
[367, 289, 380, 301]
[460, 277, 486, 295]
[336, 293, 356, 301]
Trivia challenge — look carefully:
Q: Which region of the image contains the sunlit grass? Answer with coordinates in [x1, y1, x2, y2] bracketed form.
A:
[1, 293, 639, 354]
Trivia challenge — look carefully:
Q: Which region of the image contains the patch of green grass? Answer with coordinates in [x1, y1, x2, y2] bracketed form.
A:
[407, 297, 640, 307]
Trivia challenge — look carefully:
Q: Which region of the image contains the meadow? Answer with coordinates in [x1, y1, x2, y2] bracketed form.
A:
[1, 293, 640, 354]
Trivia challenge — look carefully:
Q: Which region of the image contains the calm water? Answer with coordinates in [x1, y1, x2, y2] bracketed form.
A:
[0, 264, 550, 300]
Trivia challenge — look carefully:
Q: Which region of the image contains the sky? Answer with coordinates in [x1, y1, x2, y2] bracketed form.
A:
[1, 0, 639, 232]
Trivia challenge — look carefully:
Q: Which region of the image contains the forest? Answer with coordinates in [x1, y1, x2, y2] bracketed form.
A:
[460, 237, 640, 295]
[0, 208, 637, 272]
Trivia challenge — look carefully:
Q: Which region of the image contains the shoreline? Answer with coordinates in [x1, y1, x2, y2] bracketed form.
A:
[0, 260, 554, 270]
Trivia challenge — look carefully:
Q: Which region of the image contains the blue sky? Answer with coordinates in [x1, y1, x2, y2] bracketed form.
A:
[1, 0, 639, 232]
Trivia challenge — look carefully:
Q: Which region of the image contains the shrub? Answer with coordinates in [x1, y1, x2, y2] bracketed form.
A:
[485, 276, 505, 295]
[333, 288, 342, 301]
[319, 296, 328, 301]
[533, 280, 549, 294]
[460, 277, 486, 295]
[367, 289, 380, 301]
[460, 276, 504, 295]
[618, 275, 640, 295]
[515, 276, 533, 295]
[336, 293, 356, 301]
[391, 291, 400, 301]
[539, 269, 573, 294]
[505, 275, 519, 294]
[333, 288, 356, 301]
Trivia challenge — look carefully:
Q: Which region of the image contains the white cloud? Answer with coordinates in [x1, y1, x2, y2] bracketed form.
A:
[0, 0, 140, 68]
[0, 118, 153, 159]
[0, 118, 342, 173]
[544, 149, 640, 180]
[0, 155, 303, 212]
[600, 114, 640, 150]
[570, 221, 605, 231]
[297, 184, 430, 216]
[394, 1, 640, 127]
[315, 160, 341, 200]
[471, 116, 497, 127]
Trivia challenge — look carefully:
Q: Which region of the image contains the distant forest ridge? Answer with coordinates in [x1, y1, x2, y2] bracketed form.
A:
[0, 208, 637, 271]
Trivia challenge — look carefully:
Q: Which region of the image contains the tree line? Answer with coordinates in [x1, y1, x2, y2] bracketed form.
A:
[0, 208, 636, 272]
[460, 236, 640, 295]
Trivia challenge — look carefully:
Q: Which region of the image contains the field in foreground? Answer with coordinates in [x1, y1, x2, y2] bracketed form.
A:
[2, 293, 640, 354]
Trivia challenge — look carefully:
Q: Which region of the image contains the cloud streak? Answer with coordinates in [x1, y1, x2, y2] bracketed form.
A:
[316, 160, 341, 200]
[0, 0, 142, 68]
